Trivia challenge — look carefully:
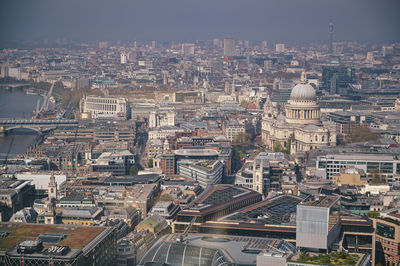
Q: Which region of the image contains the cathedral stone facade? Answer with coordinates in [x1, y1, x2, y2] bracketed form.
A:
[262, 70, 337, 154]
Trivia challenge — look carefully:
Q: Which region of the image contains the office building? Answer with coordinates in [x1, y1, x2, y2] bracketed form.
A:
[321, 66, 355, 95]
[177, 160, 225, 188]
[223, 120, 246, 142]
[159, 147, 232, 176]
[315, 153, 400, 184]
[0, 179, 36, 222]
[372, 208, 400, 265]
[149, 111, 175, 129]
[92, 150, 135, 176]
[276, 43, 285, 53]
[174, 185, 262, 232]
[261, 40, 268, 50]
[148, 201, 180, 223]
[80, 95, 128, 119]
[296, 196, 341, 252]
[223, 38, 235, 57]
[0, 223, 116, 266]
[235, 152, 296, 194]
[60, 206, 104, 225]
[120, 53, 127, 64]
[181, 43, 195, 56]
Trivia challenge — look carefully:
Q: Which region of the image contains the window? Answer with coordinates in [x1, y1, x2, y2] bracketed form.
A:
[376, 222, 395, 239]
[380, 162, 393, 174]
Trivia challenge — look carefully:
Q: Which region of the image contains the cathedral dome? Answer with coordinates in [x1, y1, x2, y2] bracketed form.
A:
[290, 83, 316, 102]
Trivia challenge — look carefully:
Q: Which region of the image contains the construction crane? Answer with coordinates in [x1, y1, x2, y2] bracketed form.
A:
[176, 216, 197, 243]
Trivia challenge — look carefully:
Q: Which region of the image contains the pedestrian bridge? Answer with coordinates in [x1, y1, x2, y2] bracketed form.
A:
[0, 119, 78, 134]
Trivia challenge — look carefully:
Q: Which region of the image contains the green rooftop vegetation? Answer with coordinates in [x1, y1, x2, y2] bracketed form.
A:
[57, 227, 105, 249]
[196, 161, 214, 169]
[0, 224, 60, 251]
[0, 224, 105, 251]
[295, 251, 360, 265]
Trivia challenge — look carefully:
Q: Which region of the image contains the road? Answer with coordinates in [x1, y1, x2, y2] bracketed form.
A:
[134, 124, 148, 169]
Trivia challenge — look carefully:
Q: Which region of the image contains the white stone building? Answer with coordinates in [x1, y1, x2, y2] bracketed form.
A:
[80, 95, 128, 119]
[262, 70, 337, 154]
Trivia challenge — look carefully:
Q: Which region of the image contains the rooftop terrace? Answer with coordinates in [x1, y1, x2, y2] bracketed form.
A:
[0, 223, 106, 252]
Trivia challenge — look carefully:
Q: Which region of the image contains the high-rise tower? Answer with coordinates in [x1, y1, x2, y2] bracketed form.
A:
[329, 23, 334, 56]
[224, 38, 235, 57]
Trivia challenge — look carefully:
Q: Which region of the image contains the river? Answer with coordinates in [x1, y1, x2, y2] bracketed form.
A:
[0, 89, 43, 157]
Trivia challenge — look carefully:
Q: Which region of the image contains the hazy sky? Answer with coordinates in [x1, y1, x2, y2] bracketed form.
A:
[1, 0, 399, 45]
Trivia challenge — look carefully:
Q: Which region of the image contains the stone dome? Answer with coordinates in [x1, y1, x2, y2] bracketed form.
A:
[290, 83, 316, 102]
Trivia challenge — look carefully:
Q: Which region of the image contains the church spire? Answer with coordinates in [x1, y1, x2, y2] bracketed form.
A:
[300, 66, 307, 84]
[48, 172, 57, 200]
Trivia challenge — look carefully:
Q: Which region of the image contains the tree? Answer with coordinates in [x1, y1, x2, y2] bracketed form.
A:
[273, 141, 283, 152]
[369, 168, 386, 184]
[233, 132, 252, 147]
[67, 113, 75, 120]
[129, 165, 139, 176]
[349, 126, 379, 143]
[283, 137, 291, 154]
[368, 211, 380, 218]
[240, 100, 248, 108]
[148, 159, 153, 168]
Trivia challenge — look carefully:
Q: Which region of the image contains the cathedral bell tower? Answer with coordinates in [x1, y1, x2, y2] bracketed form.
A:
[48, 172, 57, 200]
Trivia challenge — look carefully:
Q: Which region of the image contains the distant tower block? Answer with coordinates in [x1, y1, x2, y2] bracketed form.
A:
[329, 23, 334, 55]
[224, 38, 235, 57]
[120, 53, 127, 64]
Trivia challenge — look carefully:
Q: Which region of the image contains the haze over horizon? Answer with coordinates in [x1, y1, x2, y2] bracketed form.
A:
[1, 0, 400, 46]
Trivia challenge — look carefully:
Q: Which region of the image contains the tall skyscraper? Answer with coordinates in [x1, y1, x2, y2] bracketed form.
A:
[120, 53, 127, 64]
[213, 38, 221, 48]
[181, 43, 195, 56]
[329, 23, 334, 56]
[224, 38, 235, 57]
[261, 40, 268, 50]
[275, 43, 285, 53]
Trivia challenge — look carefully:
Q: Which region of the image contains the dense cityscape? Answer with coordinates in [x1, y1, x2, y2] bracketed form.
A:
[1, 1, 400, 266]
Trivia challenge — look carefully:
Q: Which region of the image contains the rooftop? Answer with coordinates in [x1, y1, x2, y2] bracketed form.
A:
[140, 233, 296, 266]
[299, 196, 340, 208]
[179, 185, 261, 216]
[0, 223, 107, 251]
[174, 148, 220, 157]
[320, 153, 395, 161]
[220, 195, 303, 225]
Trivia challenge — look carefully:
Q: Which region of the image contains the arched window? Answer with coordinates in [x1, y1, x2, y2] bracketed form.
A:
[315, 135, 318, 141]
[322, 136, 325, 142]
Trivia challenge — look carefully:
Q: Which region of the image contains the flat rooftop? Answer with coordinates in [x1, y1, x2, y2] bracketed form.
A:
[299, 196, 340, 208]
[174, 149, 220, 157]
[0, 223, 107, 252]
[320, 153, 395, 161]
